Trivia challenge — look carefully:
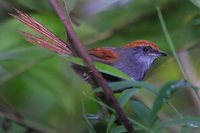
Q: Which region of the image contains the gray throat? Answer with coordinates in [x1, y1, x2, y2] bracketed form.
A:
[113, 48, 156, 81]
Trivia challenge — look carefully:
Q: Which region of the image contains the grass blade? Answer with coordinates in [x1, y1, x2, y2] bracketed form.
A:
[156, 7, 189, 80]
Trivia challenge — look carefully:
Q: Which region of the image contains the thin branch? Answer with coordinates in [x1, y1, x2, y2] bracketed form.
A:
[50, 0, 135, 132]
[0, 111, 46, 133]
[0, 95, 17, 113]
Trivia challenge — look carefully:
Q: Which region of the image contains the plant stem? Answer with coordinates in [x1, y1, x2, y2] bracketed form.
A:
[156, 7, 189, 80]
[50, 0, 136, 132]
[80, 93, 96, 133]
[167, 101, 184, 119]
[0, 111, 46, 133]
[157, 7, 186, 119]
[157, 6, 200, 110]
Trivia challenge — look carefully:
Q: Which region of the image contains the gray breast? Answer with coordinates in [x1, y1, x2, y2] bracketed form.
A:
[112, 48, 153, 81]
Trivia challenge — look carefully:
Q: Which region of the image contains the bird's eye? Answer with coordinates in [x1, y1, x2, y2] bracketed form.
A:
[143, 47, 149, 52]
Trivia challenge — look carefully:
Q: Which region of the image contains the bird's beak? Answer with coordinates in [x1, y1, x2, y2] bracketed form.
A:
[158, 51, 167, 56]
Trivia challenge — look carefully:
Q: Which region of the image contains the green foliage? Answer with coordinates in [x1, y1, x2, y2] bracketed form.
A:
[130, 100, 151, 126]
[150, 81, 192, 124]
[0, 0, 200, 132]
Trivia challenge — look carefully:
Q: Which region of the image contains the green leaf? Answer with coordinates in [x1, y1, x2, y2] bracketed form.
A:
[106, 114, 117, 133]
[82, 111, 96, 133]
[64, 56, 131, 80]
[162, 117, 200, 127]
[80, 95, 96, 133]
[128, 118, 153, 132]
[110, 125, 126, 133]
[181, 126, 193, 133]
[82, 92, 115, 112]
[0, 50, 86, 132]
[130, 100, 151, 125]
[94, 80, 157, 94]
[16, 0, 52, 11]
[150, 80, 192, 124]
[119, 89, 138, 107]
[0, 48, 41, 61]
[106, 89, 137, 133]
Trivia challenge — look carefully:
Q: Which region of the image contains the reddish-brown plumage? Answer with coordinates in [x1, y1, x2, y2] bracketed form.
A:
[124, 40, 160, 51]
[89, 48, 119, 62]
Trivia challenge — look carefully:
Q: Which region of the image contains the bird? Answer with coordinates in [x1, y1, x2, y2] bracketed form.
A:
[88, 40, 166, 81]
[10, 10, 167, 83]
[10, 10, 167, 127]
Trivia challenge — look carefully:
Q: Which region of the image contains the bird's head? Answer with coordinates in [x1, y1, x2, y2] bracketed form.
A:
[115, 40, 167, 80]
[124, 40, 167, 63]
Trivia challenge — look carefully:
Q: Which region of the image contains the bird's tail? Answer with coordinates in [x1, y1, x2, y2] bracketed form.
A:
[9, 9, 72, 55]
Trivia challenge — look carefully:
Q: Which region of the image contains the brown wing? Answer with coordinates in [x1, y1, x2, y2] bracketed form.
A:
[9, 9, 71, 55]
[89, 48, 119, 63]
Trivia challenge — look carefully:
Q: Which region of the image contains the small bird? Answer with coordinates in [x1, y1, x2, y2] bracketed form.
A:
[89, 40, 166, 81]
[10, 10, 167, 82]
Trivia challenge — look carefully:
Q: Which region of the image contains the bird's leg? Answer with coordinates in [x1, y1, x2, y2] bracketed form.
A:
[83, 71, 93, 81]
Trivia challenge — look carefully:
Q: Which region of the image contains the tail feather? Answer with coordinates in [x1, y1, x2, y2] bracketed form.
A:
[18, 31, 71, 55]
[10, 9, 72, 55]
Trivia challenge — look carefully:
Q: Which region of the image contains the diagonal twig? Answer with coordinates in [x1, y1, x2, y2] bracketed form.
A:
[0, 111, 46, 133]
[50, 0, 135, 132]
